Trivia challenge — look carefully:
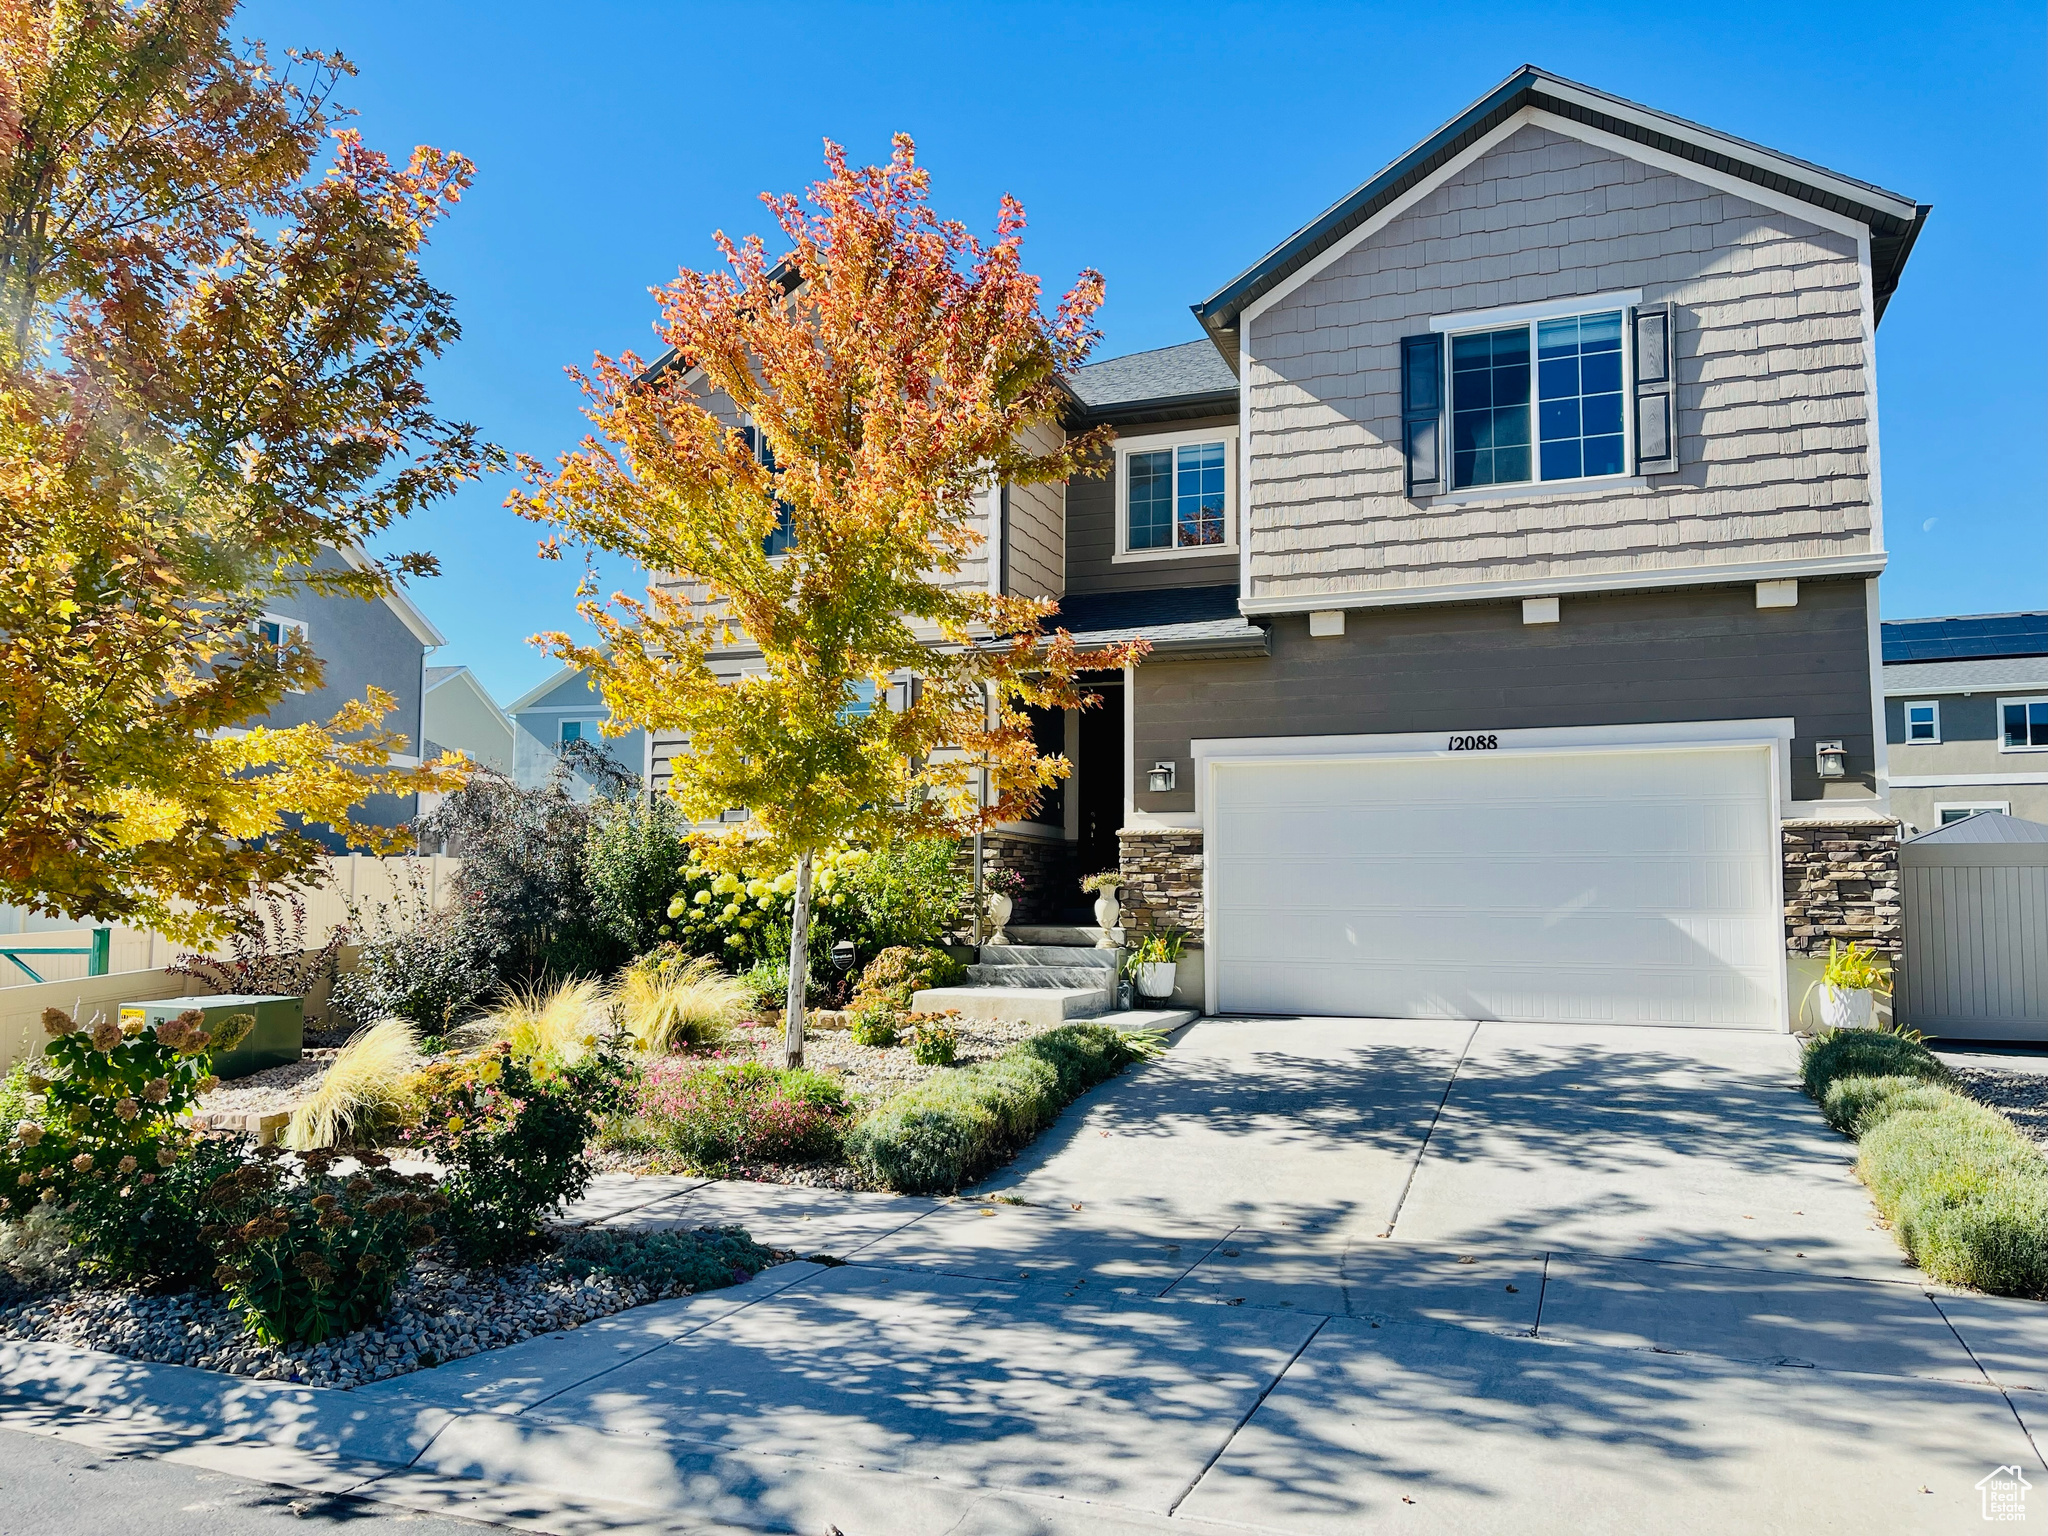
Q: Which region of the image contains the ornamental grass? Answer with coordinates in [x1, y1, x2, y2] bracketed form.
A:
[618, 954, 750, 1053]
[284, 1018, 422, 1151]
[489, 977, 610, 1063]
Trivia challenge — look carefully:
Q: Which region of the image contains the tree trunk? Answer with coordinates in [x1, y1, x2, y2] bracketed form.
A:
[782, 850, 813, 1069]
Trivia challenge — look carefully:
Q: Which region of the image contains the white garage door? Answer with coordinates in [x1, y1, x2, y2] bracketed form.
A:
[1209, 746, 1782, 1028]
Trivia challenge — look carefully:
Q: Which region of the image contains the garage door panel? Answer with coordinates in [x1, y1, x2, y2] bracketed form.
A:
[1210, 747, 1781, 1029]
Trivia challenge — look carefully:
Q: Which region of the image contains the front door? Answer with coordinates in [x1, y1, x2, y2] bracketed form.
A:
[1075, 680, 1125, 892]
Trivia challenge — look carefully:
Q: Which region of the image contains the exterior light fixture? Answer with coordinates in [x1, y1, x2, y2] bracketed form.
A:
[1147, 761, 1176, 793]
[1815, 741, 1847, 780]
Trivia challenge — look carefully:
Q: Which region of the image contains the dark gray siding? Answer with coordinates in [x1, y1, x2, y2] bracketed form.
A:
[1063, 412, 1240, 596]
[1134, 577, 1877, 812]
[1885, 694, 2000, 744]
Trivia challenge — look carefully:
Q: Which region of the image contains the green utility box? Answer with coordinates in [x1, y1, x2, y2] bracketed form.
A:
[117, 994, 304, 1080]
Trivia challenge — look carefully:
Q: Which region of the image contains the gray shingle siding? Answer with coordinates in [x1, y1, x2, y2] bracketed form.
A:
[1245, 122, 1875, 604]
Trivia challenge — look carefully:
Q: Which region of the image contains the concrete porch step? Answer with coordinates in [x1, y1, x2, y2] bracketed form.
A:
[911, 985, 1113, 1026]
[978, 945, 1119, 970]
[1004, 925, 1112, 947]
[966, 964, 1120, 989]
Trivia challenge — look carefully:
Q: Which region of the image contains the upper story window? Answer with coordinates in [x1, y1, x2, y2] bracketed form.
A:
[1451, 309, 1623, 489]
[1116, 427, 1238, 560]
[255, 614, 308, 691]
[559, 719, 588, 744]
[2000, 696, 2048, 751]
[1904, 701, 1940, 743]
[741, 421, 796, 556]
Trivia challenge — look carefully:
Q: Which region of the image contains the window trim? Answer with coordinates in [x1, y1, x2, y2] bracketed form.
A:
[1935, 801, 2010, 824]
[1998, 695, 2048, 753]
[1113, 424, 1240, 563]
[558, 719, 589, 745]
[256, 613, 309, 692]
[1437, 302, 1635, 496]
[1902, 699, 1941, 745]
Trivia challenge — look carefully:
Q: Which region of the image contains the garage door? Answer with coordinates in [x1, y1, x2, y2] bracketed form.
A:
[1209, 746, 1782, 1027]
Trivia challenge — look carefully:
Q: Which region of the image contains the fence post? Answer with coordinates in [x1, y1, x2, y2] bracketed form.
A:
[88, 928, 110, 977]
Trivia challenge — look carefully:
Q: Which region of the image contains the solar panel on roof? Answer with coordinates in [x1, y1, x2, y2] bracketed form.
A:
[1880, 613, 2048, 663]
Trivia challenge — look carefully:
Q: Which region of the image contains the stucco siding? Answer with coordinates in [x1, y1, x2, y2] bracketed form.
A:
[1131, 577, 1878, 814]
[1244, 120, 1875, 605]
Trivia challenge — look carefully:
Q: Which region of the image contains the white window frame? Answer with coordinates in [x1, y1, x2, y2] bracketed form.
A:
[1113, 424, 1239, 563]
[1431, 291, 1639, 498]
[1936, 801, 2009, 824]
[1998, 695, 2048, 754]
[256, 613, 309, 692]
[1903, 699, 1941, 745]
[558, 719, 590, 745]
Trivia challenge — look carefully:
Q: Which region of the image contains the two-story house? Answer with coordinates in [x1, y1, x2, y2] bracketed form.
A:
[508, 662, 650, 796]
[1881, 612, 2048, 833]
[654, 65, 1927, 1031]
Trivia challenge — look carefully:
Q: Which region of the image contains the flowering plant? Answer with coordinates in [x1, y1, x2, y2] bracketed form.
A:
[0, 1006, 250, 1279]
[202, 1146, 444, 1345]
[403, 1040, 635, 1264]
[631, 1058, 849, 1172]
[908, 1013, 961, 1067]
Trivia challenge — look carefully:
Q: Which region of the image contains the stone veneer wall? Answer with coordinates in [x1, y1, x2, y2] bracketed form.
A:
[955, 832, 1077, 932]
[1118, 828, 1205, 941]
[1782, 819, 1902, 956]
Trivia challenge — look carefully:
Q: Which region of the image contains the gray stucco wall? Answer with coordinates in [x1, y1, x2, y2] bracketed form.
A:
[256, 552, 428, 841]
[1132, 576, 1877, 814]
[1064, 412, 1241, 595]
[1883, 693, 2048, 832]
[512, 669, 646, 793]
[1244, 119, 1875, 604]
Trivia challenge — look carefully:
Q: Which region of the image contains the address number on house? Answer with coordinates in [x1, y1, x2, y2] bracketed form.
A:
[1446, 734, 1499, 751]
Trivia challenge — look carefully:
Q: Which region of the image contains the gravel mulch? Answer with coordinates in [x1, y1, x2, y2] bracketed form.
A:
[1946, 1064, 2048, 1150]
[0, 1242, 790, 1390]
[713, 1014, 1063, 1101]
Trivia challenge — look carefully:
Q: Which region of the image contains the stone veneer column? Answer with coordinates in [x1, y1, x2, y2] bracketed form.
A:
[1117, 828, 1204, 940]
[1782, 819, 1903, 955]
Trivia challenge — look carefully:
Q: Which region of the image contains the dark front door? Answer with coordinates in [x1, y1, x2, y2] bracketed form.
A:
[1076, 680, 1124, 892]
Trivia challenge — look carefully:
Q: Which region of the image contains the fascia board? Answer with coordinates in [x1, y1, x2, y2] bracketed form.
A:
[504, 661, 588, 715]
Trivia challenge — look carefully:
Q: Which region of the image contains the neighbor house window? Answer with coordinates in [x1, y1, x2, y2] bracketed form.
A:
[2000, 696, 2048, 751]
[742, 421, 796, 557]
[1938, 803, 2008, 824]
[255, 615, 308, 690]
[1450, 309, 1626, 490]
[559, 720, 587, 744]
[1119, 430, 1235, 555]
[1904, 701, 1940, 744]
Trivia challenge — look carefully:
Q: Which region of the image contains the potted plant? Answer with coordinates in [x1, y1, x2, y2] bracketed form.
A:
[983, 866, 1024, 943]
[1080, 871, 1122, 948]
[1809, 939, 1892, 1031]
[1125, 928, 1186, 1001]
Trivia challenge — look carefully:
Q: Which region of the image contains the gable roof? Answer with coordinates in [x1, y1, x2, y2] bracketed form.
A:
[1191, 64, 1929, 362]
[424, 664, 514, 732]
[505, 661, 594, 715]
[1907, 811, 2048, 846]
[1064, 340, 1237, 419]
[1881, 612, 2048, 665]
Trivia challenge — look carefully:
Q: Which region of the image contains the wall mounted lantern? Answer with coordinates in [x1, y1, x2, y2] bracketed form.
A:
[1815, 741, 1847, 780]
[1147, 761, 1177, 793]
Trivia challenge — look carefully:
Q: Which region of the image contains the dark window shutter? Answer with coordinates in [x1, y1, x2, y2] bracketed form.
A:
[1401, 333, 1445, 497]
[1631, 303, 1677, 475]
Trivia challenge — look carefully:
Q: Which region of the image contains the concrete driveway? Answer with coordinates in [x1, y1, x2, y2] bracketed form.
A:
[2, 1017, 2042, 1535]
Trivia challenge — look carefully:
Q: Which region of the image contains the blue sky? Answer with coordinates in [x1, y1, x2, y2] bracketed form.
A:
[243, 0, 2046, 706]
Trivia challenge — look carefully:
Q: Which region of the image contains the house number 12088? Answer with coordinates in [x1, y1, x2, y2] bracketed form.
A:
[1447, 734, 1499, 750]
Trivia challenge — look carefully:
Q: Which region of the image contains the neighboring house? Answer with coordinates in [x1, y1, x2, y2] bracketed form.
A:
[251, 546, 447, 846]
[422, 665, 516, 775]
[653, 65, 1928, 1030]
[1881, 612, 2048, 834]
[507, 663, 648, 795]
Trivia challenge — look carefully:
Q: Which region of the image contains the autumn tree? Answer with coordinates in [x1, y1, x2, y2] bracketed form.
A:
[515, 136, 1138, 1066]
[0, 1, 491, 943]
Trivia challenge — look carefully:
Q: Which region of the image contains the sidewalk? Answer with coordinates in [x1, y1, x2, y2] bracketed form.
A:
[2, 1173, 2042, 1535]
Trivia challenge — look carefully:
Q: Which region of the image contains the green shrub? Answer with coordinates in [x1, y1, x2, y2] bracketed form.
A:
[1856, 1094, 2048, 1297]
[202, 1148, 445, 1345]
[909, 1015, 959, 1067]
[1819, 1074, 1957, 1137]
[585, 795, 696, 956]
[852, 945, 967, 1016]
[1799, 1027, 1947, 1102]
[846, 1023, 1163, 1194]
[401, 1042, 636, 1264]
[634, 1059, 850, 1172]
[849, 1009, 901, 1048]
[556, 1224, 778, 1294]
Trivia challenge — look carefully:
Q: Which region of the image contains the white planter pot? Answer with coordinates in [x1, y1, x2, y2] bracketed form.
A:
[985, 892, 1013, 942]
[1092, 890, 1121, 947]
[1817, 985, 1876, 1031]
[1136, 960, 1177, 1000]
